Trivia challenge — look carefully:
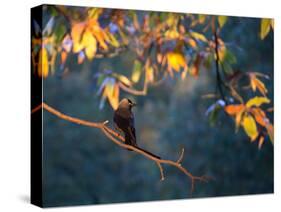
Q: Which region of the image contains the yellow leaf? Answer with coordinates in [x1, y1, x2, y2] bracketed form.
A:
[82, 30, 97, 60]
[190, 31, 208, 42]
[108, 83, 119, 110]
[145, 65, 154, 83]
[260, 18, 272, 40]
[38, 47, 49, 78]
[131, 60, 142, 83]
[218, 16, 228, 28]
[224, 104, 245, 115]
[117, 74, 132, 87]
[166, 52, 186, 72]
[71, 23, 85, 53]
[242, 114, 258, 141]
[107, 32, 119, 48]
[246, 96, 270, 108]
[165, 29, 180, 39]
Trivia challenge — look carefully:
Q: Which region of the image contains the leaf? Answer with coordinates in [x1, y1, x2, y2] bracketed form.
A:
[241, 114, 258, 141]
[224, 104, 244, 115]
[198, 15, 206, 24]
[166, 52, 186, 72]
[266, 123, 274, 144]
[131, 60, 142, 83]
[107, 32, 120, 48]
[61, 51, 67, 65]
[116, 74, 132, 87]
[246, 96, 270, 108]
[250, 108, 268, 127]
[249, 73, 268, 96]
[38, 47, 49, 78]
[258, 136, 265, 149]
[108, 83, 119, 110]
[218, 16, 228, 28]
[260, 18, 272, 40]
[62, 34, 72, 53]
[190, 31, 208, 42]
[82, 30, 97, 60]
[190, 54, 201, 77]
[71, 23, 85, 53]
[145, 64, 154, 83]
[43, 17, 55, 36]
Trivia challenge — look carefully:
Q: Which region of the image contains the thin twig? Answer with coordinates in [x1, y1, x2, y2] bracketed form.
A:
[32, 102, 209, 195]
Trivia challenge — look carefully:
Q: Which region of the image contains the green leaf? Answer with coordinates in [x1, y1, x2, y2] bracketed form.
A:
[260, 18, 272, 40]
[218, 16, 228, 28]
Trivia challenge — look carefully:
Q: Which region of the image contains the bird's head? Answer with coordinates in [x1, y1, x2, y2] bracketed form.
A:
[118, 98, 136, 110]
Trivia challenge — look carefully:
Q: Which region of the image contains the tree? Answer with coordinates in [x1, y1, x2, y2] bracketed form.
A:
[31, 5, 274, 194]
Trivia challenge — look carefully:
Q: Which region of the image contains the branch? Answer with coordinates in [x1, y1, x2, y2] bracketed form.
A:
[213, 29, 227, 104]
[118, 81, 148, 96]
[32, 102, 209, 195]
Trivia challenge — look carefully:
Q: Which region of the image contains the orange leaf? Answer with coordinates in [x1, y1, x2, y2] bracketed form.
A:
[224, 104, 245, 115]
[249, 73, 268, 96]
[250, 108, 267, 127]
[258, 136, 265, 149]
[61, 51, 67, 65]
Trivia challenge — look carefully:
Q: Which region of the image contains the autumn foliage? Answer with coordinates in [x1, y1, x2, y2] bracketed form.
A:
[31, 5, 274, 148]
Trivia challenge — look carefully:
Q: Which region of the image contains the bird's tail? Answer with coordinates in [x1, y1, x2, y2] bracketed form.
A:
[134, 146, 161, 159]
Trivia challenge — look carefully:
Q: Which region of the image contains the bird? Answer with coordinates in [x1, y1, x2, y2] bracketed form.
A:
[113, 98, 161, 159]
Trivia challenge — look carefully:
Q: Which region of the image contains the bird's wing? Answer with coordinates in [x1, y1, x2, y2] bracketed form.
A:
[127, 126, 137, 146]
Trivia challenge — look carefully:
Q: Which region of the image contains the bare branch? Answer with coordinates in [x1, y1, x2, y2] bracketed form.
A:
[31, 102, 209, 195]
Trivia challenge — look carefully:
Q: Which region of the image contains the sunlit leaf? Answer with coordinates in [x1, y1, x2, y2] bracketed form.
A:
[116, 74, 132, 87]
[250, 108, 267, 127]
[38, 47, 49, 78]
[242, 114, 258, 141]
[145, 63, 154, 83]
[260, 18, 272, 40]
[218, 16, 228, 28]
[166, 52, 186, 72]
[108, 83, 119, 110]
[61, 51, 67, 65]
[82, 30, 97, 60]
[131, 60, 142, 83]
[107, 32, 120, 47]
[224, 104, 244, 115]
[190, 31, 208, 42]
[266, 123, 274, 144]
[165, 29, 180, 39]
[246, 96, 270, 108]
[249, 73, 268, 96]
[258, 136, 265, 149]
[71, 23, 85, 53]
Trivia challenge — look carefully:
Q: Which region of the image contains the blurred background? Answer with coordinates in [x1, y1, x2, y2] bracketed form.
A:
[40, 7, 273, 207]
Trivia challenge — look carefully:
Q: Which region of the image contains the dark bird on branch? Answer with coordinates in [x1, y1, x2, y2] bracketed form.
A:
[113, 98, 161, 159]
